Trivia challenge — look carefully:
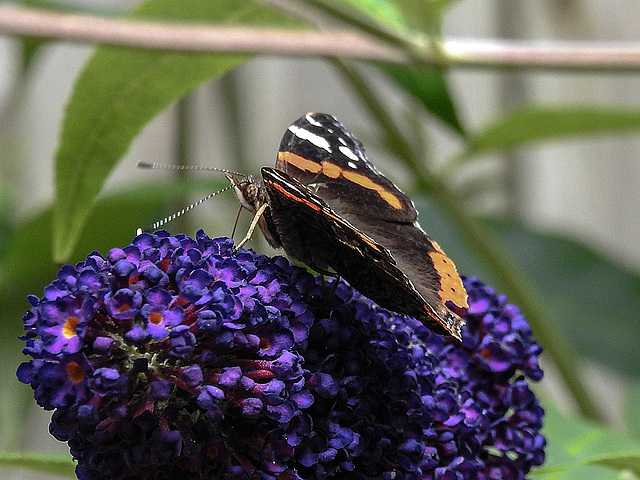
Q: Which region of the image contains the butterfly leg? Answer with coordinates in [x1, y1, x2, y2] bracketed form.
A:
[318, 274, 342, 311]
[234, 202, 268, 252]
[327, 275, 341, 300]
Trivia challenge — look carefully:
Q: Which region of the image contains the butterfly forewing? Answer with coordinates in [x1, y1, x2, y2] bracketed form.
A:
[276, 113, 417, 223]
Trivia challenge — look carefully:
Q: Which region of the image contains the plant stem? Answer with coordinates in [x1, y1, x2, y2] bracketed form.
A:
[336, 60, 605, 423]
[175, 94, 191, 233]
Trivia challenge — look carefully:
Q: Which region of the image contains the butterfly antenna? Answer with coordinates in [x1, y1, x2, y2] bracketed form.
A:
[137, 161, 246, 178]
[136, 184, 235, 235]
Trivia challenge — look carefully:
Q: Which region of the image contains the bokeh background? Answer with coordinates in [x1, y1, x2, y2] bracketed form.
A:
[1, 1, 640, 478]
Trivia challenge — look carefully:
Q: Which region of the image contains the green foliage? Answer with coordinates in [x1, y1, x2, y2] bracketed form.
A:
[335, 0, 412, 33]
[489, 221, 640, 374]
[625, 381, 640, 442]
[2, 0, 640, 477]
[376, 63, 465, 135]
[535, 404, 640, 478]
[463, 105, 640, 158]
[0, 452, 75, 478]
[52, 0, 304, 262]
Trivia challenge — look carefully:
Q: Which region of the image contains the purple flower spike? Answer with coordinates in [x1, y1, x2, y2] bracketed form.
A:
[18, 230, 544, 480]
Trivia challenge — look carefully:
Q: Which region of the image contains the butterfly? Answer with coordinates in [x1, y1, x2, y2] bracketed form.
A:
[228, 113, 468, 340]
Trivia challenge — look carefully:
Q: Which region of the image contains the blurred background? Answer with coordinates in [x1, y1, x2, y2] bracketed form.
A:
[3, 0, 640, 268]
[1, 0, 640, 478]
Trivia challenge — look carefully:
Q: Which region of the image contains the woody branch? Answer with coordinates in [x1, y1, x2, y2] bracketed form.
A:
[2, 4, 640, 71]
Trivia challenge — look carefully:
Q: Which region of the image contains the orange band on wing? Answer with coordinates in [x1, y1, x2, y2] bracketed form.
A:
[321, 162, 342, 179]
[269, 181, 322, 213]
[429, 241, 468, 308]
[278, 151, 402, 210]
[342, 171, 402, 209]
[278, 151, 322, 174]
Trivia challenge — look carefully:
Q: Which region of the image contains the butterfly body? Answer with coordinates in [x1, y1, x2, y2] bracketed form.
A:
[229, 113, 467, 339]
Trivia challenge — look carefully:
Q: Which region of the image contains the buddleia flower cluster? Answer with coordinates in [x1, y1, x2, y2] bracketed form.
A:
[17, 230, 545, 480]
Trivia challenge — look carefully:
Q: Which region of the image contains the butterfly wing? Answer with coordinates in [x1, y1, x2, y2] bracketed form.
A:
[261, 167, 463, 339]
[343, 213, 468, 330]
[274, 113, 468, 337]
[277, 112, 417, 223]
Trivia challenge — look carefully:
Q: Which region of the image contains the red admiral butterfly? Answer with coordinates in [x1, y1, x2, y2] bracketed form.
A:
[228, 113, 468, 340]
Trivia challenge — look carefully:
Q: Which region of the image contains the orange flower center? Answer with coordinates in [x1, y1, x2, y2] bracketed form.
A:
[63, 316, 79, 338]
[117, 304, 131, 314]
[66, 361, 84, 383]
[149, 312, 163, 325]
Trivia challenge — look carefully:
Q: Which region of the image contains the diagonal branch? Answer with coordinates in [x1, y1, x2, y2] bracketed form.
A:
[0, 4, 407, 63]
[3, 4, 640, 71]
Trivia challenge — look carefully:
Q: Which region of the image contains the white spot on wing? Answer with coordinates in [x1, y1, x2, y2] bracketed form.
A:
[413, 221, 425, 233]
[347, 161, 358, 169]
[305, 113, 322, 127]
[288, 125, 332, 153]
[339, 145, 359, 161]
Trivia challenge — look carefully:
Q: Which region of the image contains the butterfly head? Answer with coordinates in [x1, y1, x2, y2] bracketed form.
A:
[226, 173, 268, 214]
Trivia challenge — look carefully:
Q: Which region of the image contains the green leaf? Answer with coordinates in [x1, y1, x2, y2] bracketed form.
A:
[299, 0, 458, 36]
[625, 381, 640, 441]
[428, 0, 464, 13]
[391, 0, 451, 32]
[533, 403, 640, 478]
[376, 64, 466, 135]
[0, 209, 59, 451]
[533, 464, 624, 480]
[0, 452, 75, 478]
[340, 0, 412, 34]
[464, 105, 640, 158]
[52, 0, 303, 263]
[294, 0, 411, 50]
[0, 352, 32, 452]
[315, 0, 458, 35]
